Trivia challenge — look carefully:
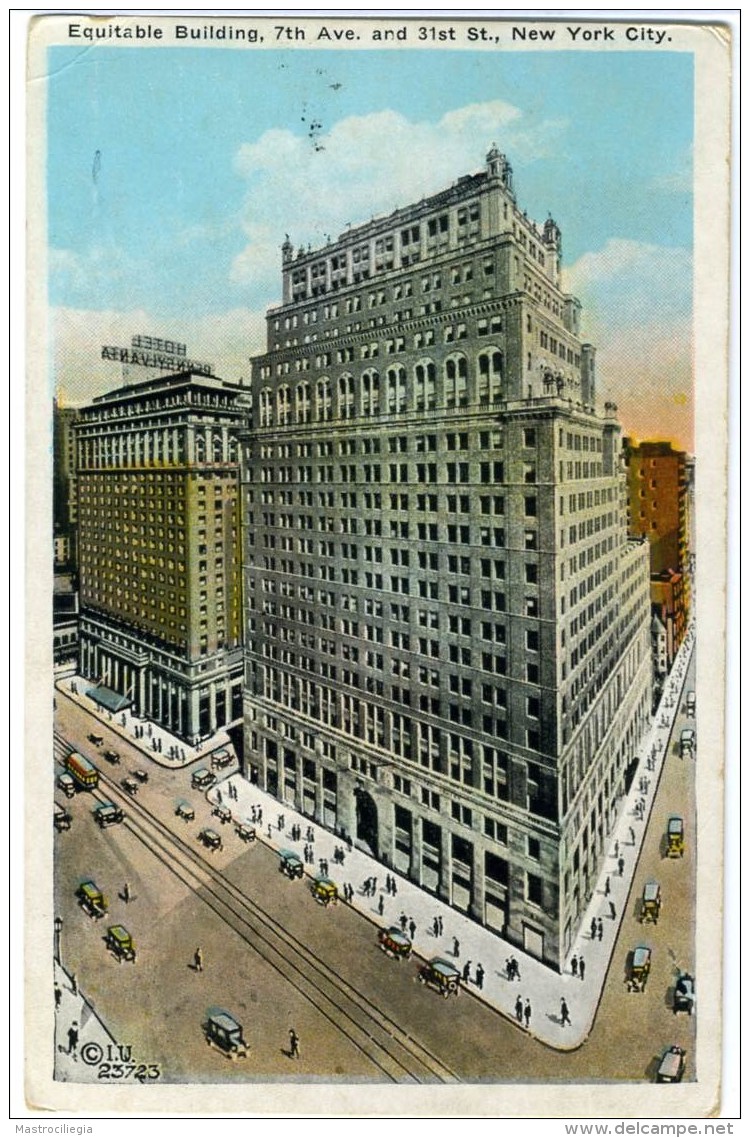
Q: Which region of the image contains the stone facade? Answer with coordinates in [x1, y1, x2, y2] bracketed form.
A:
[240, 149, 653, 970]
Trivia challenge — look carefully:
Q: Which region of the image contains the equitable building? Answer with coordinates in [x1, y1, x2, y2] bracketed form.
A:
[240, 148, 652, 969]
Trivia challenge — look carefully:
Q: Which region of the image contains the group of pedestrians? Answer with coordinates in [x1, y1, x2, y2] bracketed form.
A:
[514, 995, 533, 1030]
[398, 913, 418, 941]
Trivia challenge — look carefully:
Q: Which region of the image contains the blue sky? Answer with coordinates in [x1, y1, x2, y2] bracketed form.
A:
[47, 43, 694, 446]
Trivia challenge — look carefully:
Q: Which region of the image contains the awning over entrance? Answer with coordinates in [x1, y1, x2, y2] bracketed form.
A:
[86, 684, 131, 713]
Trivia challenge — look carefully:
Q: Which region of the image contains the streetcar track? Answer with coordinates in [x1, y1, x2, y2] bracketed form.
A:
[54, 732, 461, 1083]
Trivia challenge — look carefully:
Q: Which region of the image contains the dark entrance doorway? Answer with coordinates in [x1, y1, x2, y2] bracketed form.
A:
[355, 788, 378, 858]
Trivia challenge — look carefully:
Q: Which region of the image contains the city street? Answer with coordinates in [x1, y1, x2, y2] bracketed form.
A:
[53, 641, 696, 1083]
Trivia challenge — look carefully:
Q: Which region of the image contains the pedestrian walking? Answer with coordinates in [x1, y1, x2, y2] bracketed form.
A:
[400, 913, 408, 932]
[453, 936, 460, 958]
[560, 998, 571, 1027]
[216, 789, 222, 805]
[288, 1029, 300, 1060]
[437, 915, 443, 935]
[614, 839, 619, 858]
[609, 900, 616, 920]
[604, 876, 610, 897]
[579, 957, 586, 981]
[515, 995, 524, 1023]
[257, 807, 263, 824]
[409, 918, 417, 941]
[511, 956, 521, 981]
[571, 954, 578, 977]
[523, 1000, 531, 1029]
[123, 882, 131, 903]
[54, 984, 62, 1010]
[462, 960, 472, 983]
[70, 973, 78, 996]
[617, 856, 625, 877]
[597, 918, 603, 941]
[433, 917, 440, 938]
[378, 895, 384, 916]
[194, 947, 203, 972]
[475, 962, 485, 990]
[67, 1021, 79, 1059]
[590, 917, 597, 940]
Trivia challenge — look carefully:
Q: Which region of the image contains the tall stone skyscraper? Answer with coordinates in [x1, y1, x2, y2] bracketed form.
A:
[240, 148, 652, 970]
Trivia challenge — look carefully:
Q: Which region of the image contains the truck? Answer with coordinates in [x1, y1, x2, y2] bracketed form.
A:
[64, 751, 99, 791]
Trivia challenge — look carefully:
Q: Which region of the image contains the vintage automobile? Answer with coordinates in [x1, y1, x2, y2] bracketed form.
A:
[673, 972, 696, 1015]
[121, 778, 139, 797]
[203, 1011, 248, 1060]
[54, 803, 72, 831]
[641, 880, 662, 924]
[198, 827, 223, 852]
[104, 924, 136, 963]
[666, 816, 685, 858]
[417, 958, 461, 999]
[628, 946, 652, 991]
[56, 772, 76, 799]
[656, 1045, 686, 1083]
[93, 802, 125, 828]
[211, 803, 233, 825]
[679, 727, 696, 757]
[88, 733, 104, 747]
[132, 769, 149, 784]
[235, 821, 256, 843]
[686, 690, 696, 717]
[210, 748, 234, 770]
[103, 749, 121, 766]
[378, 926, 413, 961]
[311, 877, 338, 907]
[279, 850, 304, 880]
[175, 801, 195, 822]
[191, 767, 216, 790]
[76, 880, 108, 919]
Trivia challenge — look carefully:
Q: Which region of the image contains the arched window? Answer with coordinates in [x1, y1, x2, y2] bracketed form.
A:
[316, 377, 332, 422]
[361, 370, 380, 416]
[445, 354, 468, 408]
[338, 373, 355, 420]
[478, 349, 504, 403]
[259, 387, 273, 427]
[414, 360, 436, 411]
[386, 365, 407, 414]
[296, 382, 311, 424]
[277, 385, 291, 426]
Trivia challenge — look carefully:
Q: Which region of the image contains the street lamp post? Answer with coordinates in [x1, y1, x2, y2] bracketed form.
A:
[54, 916, 63, 964]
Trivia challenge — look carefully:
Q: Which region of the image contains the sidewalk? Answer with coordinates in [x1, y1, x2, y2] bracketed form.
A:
[205, 622, 695, 1051]
[55, 674, 231, 770]
[53, 960, 120, 1083]
[56, 625, 694, 1050]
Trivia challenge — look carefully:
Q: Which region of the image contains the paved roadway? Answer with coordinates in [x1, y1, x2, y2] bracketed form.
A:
[54, 663, 696, 1083]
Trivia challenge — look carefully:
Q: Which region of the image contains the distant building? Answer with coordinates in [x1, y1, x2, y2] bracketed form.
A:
[240, 148, 653, 970]
[74, 370, 249, 741]
[53, 400, 80, 571]
[624, 438, 691, 661]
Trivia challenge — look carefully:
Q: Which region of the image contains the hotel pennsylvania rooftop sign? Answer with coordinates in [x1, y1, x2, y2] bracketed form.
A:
[101, 334, 214, 376]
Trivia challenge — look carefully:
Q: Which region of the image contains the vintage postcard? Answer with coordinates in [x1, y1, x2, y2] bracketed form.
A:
[24, 11, 732, 1120]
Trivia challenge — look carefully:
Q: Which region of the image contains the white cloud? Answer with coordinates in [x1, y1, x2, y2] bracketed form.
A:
[560, 239, 693, 449]
[650, 144, 693, 194]
[231, 101, 566, 295]
[52, 306, 267, 406]
[563, 238, 692, 333]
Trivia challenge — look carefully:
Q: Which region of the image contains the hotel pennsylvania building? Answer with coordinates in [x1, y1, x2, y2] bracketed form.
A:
[75, 370, 247, 742]
[241, 148, 652, 969]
